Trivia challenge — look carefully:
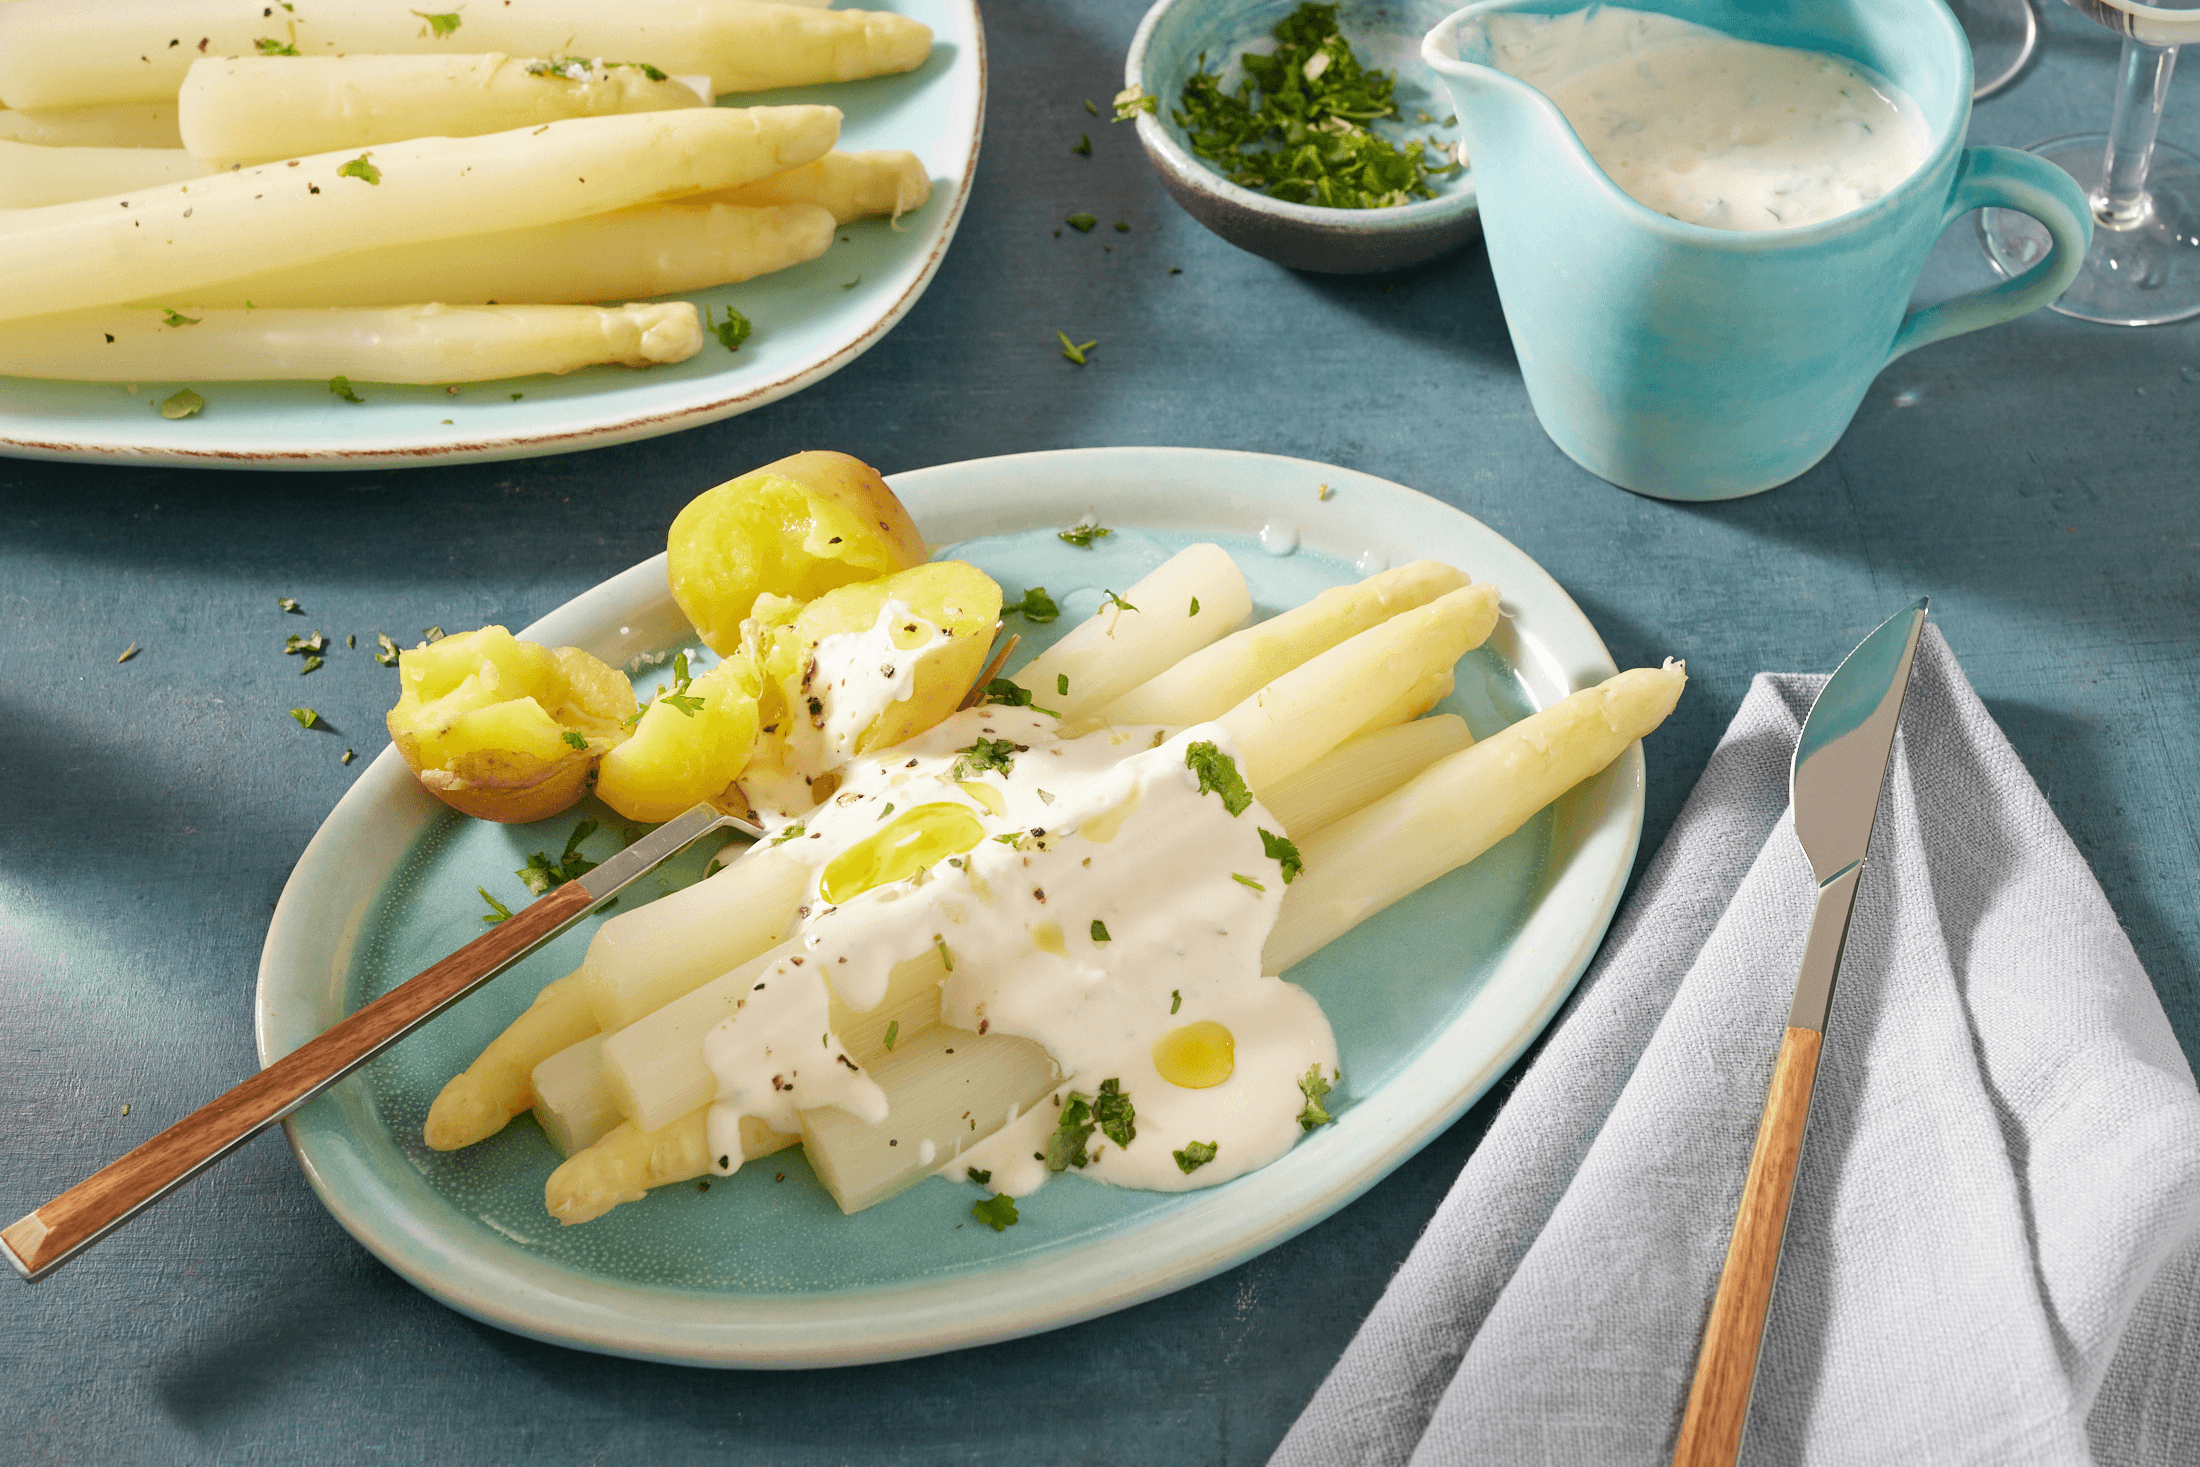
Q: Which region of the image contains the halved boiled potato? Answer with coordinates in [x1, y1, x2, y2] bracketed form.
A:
[595, 653, 764, 824]
[667, 451, 926, 655]
[386, 627, 637, 823]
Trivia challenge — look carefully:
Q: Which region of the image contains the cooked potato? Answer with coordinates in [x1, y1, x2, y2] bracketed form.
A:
[754, 559, 1002, 778]
[666, 450, 926, 654]
[595, 652, 764, 824]
[387, 628, 637, 823]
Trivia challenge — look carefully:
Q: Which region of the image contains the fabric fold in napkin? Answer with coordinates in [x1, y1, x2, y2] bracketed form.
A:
[1272, 627, 2200, 1467]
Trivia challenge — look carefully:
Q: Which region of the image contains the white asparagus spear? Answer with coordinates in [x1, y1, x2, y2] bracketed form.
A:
[1217, 582, 1502, 792]
[423, 971, 596, 1152]
[0, 101, 181, 149]
[705, 149, 930, 224]
[177, 54, 705, 167]
[136, 202, 835, 310]
[1007, 543, 1252, 722]
[0, 141, 213, 209]
[0, 105, 840, 321]
[530, 1033, 622, 1157]
[580, 845, 811, 1033]
[544, 1110, 797, 1226]
[0, 0, 916, 111]
[0, 302, 703, 384]
[1259, 714, 1474, 838]
[1264, 662, 1688, 971]
[1096, 560, 1469, 727]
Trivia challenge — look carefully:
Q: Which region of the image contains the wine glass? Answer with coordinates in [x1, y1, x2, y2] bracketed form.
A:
[1954, 0, 2040, 100]
[1979, 0, 2200, 325]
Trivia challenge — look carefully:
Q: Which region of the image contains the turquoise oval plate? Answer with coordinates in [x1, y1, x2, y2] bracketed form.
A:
[0, 0, 981, 471]
[255, 446, 1645, 1366]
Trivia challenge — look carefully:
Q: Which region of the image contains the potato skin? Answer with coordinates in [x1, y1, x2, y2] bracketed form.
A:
[666, 451, 926, 654]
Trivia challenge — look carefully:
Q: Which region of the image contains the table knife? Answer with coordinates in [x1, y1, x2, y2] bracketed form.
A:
[1670, 597, 1930, 1467]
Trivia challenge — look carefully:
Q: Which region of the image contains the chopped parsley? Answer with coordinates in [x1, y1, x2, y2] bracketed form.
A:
[342, 748, 355, 764]
[527, 56, 669, 82]
[1058, 519, 1111, 548]
[1066, 212, 1097, 232]
[1046, 1091, 1096, 1170]
[971, 1193, 1019, 1231]
[478, 886, 514, 924]
[1084, 97, 1099, 116]
[1114, 221, 1130, 233]
[410, 9, 461, 38]
[709, 304, 752, 352]
[299, 655, 323, 675]
[117, 643, 139, 664]
[984, 678, 1034, 708]
[1057, 673, 1069, 696]
[336, 154, 381, 185]
[876, 802, 896, 821]
[629, 652, 705, 723]
[1297, 1064, 1337, 1131]
[328, 376, 364, 403]
[1093, 1077, 1135, 1147]
[1099, 589, 1137, 614]
[423, 626, 446, 642]
[1090, 919, 1110, 944]
[561, 730, 588, 750]
[884, 1020, 899, 1052]
[255, 37, 300, 55]
[1260, 827, 1303, 883]
[1231, 872, 1266, 892]
[952, 736, 1021, 779]
[374, 633, 401, 666]
[1113, 83, 1159, 120]
[1185, 741, 1252, 815]
[278, 598, 302, 614]
[283, 630, 327, 657]
[936, 938, 955, 972]
[1072, 133, 1092, 156]
[159, 388, 204, 420]
[1189, 596, 1200, 616]
[1173, 3, 1454, 210]
[1170, 988, 1182, 1014]
[966, 1166, 991, 1184]
[518, 821, 599, 895]
[288, 707, 320, 729]
[160, 309, 200, 328]
[1004, 586, 1061, 623]
[1173, 1140, 1218, 1173]
[1056, 330, 1097, 365]
[769, 821, 808, 847]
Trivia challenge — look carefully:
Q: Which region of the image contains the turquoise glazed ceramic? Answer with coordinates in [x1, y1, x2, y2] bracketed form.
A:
[1422, 0, 2092, 500]
[257, 447, 1646, 1366]
[1128, 0, 1481, 273]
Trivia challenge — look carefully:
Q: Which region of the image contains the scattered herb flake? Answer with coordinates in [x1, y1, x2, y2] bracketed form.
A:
[1091, 919, 1111, 944]
[159, 388, 204, 419]
[299, 654, 323, 675]
[1260, 827, 1304, 884]
[1114, 221, 1129, 233]
[877, 801, 896, 822]
[769, 821, 808, 847]
[985, 677, 1034, 708]
[1318, 482, 1333, 500]
[1073, 133, 1092, 156]
[1057, 330, 1097, 365]
[1171, 989, 1182, 1014]
[1232, 872, 1267, 892]
[1173, 1139, 1218, 1173]
[1297, 1063, 1336, 1131]
[953, 736, 1020, 779]
[342, 748, 355, 764]
[289, 707, 320, 729]
[1093, 1078, 1135, 1147]
[1046, 1092, 1096, 1171]
[1066, 212, 1097, 232]
[278, 597, 302, 614]
[374, 633, 401, 666]
[117, 642, 139, 664]
[410, 9, 461, 37]
[971, 1193, 1020, 1230]
[966, 1166, 991, 1184]
[1189, 596, 1200, 616]
[160, 308, 200, 328]
[884, 1020, 899, 1052]
[1186, 741, 1253, 815]
[710, 305, 752, 352]
[1057, 520, 1111, 548]
[1113, 83, 1159, 120]
[328, 375, 364, 403]
[518, 821, 599, 895]
[255, 37, 300, 55]
[1100, 589, 1136, 615]
[478, 886, 514, 925]
[562, 730, 588, 749]
[423, 626, 445, 642]
[336, 154, 381, 185]
[1084, 97, 1099, 115]
[936, 938, 955, 973]
[1004, 586, 1061, 623]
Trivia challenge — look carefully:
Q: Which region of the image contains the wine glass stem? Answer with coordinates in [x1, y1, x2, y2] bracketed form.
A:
[2099, 36, 2179, 229]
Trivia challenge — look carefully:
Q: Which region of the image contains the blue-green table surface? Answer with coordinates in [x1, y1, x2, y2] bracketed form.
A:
[3, 4, 2195, 1462]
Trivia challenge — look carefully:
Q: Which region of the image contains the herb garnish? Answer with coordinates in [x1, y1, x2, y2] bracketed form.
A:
[161, 309, 200, 328]
[289, 707, 320, 729]
[1172, 3, 1454, 210]
[971, 1193, 1019, 1230]
[985, 678, 1034, 708]
[966, 1166, 991, 1184]
[562, 730, 588, 750]
[1004, 586, 1061, 623]
[769, 821, 808, 847]
[1185, 741, 1253, 815]
[1189, 596, 1200, 616]
[628, 652, 705, 724]
[1046, 1091, 1095, 1170]
[1093, 1078, 1135, 1147]
[1260, 827, 1303, 883]
[1099, 590, 1137, 615]
[1066, 212, 1097, 232]
[709, 304, 752, 351]
[526, 57, 670, 82]
[374, 633, 401, 666]
[337, 154, 381, 185]
[279, 597, 303, 614]
[118, 643, 139, 664]
[411, 9, 461, 38]
[1057, 674, 1069, 696]
[884, 1020, 899, 1052]
[1113, 84, 1159, 120]
[423, 626, 446, 642]
[1072, 134, 1091, 156]
[1231, 872, 1266, 892]
[1056, 330, 1096, 365]
[1057, 519, 1111, 548]
[329, 376, 364, 403]
[255, 37, 300, 55]
[518, 821, 599, 895]
[1297, 1064, 1337, 1131]
[952, 736, 1021, 779]
[1091, 919, 1110, 943]
[159, 388, 204, 419]
[1170, 989, 1182, 1014]
[478, 886, 514, 925]
[1173, 1140, 1218, 1173]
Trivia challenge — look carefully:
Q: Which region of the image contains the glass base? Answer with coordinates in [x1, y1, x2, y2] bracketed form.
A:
[1950, 0, 2038, 101]
[1979, 133, 2200, 326]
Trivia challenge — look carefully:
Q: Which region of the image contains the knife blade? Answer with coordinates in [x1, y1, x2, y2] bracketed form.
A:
[1671, 597, 1929, 1467]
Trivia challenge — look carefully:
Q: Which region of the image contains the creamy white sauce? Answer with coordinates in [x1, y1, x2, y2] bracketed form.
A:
[707, 704, 1340, 1199]
[1483, 7, 1927, 231]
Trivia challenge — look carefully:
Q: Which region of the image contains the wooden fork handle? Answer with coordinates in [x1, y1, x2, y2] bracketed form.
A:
[1670, 1025, 1825, 1467]
[2, 881, 594, 1282]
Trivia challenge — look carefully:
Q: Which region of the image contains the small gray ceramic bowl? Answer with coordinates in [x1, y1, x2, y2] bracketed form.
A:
[1126, 0, 1480, 274]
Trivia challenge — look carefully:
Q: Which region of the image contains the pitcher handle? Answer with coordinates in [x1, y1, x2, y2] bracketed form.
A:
[1887, 147, 2092, 363]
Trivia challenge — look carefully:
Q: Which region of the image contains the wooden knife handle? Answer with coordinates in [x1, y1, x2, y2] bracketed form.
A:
[2, 881, 594, 1281]
[1670, 1025, 1824, 1467]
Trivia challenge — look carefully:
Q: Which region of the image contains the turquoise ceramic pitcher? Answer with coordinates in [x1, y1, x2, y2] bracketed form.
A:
[1422, 0, 2091, 500]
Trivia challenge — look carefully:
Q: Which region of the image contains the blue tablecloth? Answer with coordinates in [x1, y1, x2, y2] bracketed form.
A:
[3, 4, 2195, 1462]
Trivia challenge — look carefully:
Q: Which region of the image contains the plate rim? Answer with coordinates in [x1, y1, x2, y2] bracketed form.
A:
[0, 1, 986, 472]
[257, 445, 1644, 1366]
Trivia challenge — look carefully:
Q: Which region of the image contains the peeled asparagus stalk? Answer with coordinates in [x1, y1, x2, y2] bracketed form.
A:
[0, 302, 703, 384]
[139, 201, 836, 309]
[424, 970, 596, 1151]
[705, 149, 930, 224]
[0, 100, 181, 149]
[1219, 582, 1501, 793]
[579, 844, 811, 1033]
[801, 1026, 1060, 1214]
[1096, 560, 1468, 727]
[0, 105, 840, 322]
[178, 54, 706, 168]
[0, 0, 922, 111]
[1260, 714, 1474, 838]
[1264, 662, 1689, 971]
[530, 1032, 621, 1158]
[544, 1110, 797, 1226]
[0, 141, 211, 209]
[1008, 543, 1252, 722]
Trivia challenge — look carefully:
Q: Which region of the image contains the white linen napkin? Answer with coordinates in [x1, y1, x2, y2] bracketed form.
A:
[1272, 627, 2200, 1467]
